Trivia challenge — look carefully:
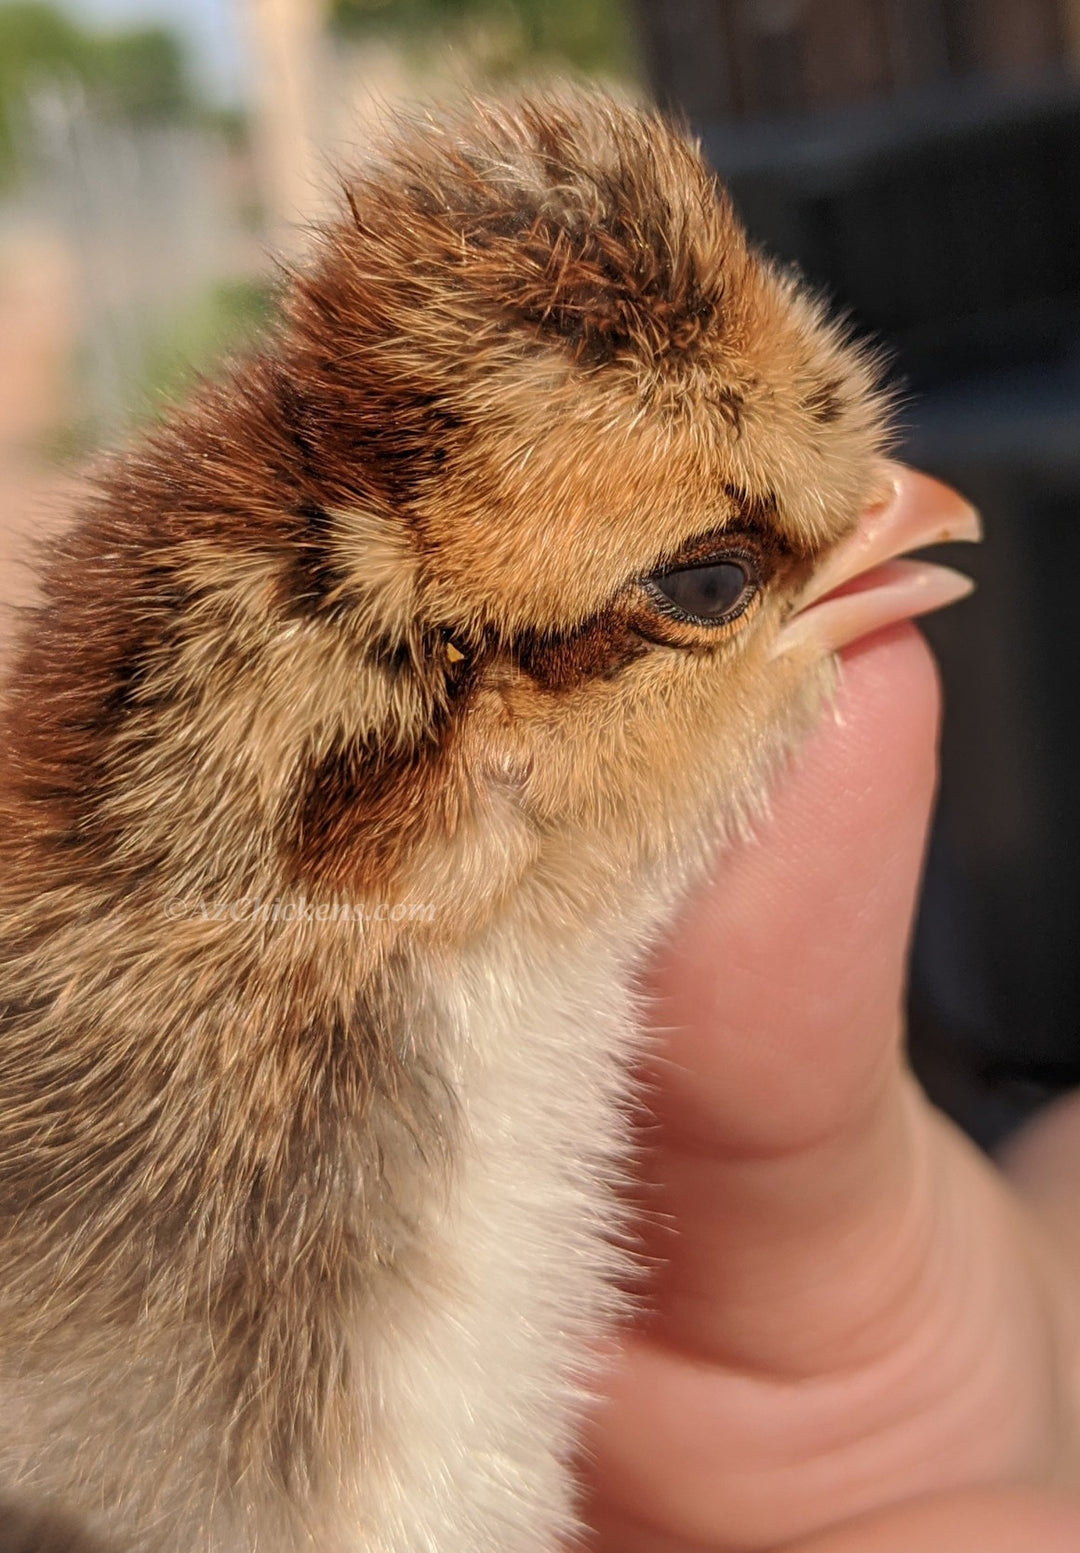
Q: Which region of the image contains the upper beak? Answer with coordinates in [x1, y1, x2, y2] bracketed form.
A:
[771, 464, 982, 659]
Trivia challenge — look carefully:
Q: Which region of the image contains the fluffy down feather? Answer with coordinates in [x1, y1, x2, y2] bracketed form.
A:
[0, 89, 888, 1552]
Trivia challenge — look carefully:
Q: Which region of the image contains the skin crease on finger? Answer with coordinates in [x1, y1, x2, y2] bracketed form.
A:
[782, 1486, 1080, 1553]
[580, 624, 1080, 1553]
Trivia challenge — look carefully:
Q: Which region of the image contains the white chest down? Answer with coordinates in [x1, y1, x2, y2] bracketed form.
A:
[341, 923, 653, 1553]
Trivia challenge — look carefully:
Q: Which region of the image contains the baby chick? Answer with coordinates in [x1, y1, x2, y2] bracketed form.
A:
[0, 91, 977, 1553]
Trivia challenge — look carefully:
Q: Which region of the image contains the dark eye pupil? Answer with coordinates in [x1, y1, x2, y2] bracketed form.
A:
[649, 560, 753, 622]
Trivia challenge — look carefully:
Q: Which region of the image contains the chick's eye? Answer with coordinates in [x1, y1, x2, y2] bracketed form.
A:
[644, 557, 757, 625]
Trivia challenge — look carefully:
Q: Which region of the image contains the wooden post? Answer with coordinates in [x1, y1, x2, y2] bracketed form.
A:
[243, 0, 331, 247]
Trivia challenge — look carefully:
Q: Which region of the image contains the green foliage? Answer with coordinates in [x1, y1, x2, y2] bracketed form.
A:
[330, 0, 637, 79]
[136, 277, 276, 418]
[0, 3, 79, 176]
[0, 3, 196, 185]
[87, 26, 193, 123]
[0, 2, 83, 81]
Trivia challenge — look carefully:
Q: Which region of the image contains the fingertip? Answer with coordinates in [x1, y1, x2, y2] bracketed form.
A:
[653, 621, 942, 1004]
[643, 621, 943, 1152]
[834, 622, 942, 781]
[777, 621, 941, 848]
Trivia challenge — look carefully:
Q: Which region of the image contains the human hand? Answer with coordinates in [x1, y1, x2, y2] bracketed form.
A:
[581, 623, 1080, 1552]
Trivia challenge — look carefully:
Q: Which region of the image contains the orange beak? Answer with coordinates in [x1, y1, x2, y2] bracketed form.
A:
[771, 464, 981, 659]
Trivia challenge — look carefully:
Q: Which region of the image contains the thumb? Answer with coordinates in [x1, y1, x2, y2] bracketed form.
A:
[635, 621, 940, 1375]
[585, 624, 1065, 1552]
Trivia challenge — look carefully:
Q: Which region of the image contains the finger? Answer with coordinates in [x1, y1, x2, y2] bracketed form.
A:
[781, 1486, 1080, 1553]
[636, 623, 942, 1374]
[585, 626, 1066, 1550]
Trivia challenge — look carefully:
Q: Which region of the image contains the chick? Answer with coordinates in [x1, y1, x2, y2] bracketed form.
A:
[0, 91, 977, 1553]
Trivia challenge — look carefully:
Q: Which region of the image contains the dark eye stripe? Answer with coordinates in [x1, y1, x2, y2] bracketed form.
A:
[643, 558, 757, 626]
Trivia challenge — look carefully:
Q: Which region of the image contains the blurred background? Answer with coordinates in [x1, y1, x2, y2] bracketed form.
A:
[0, 0, 1077, 1147]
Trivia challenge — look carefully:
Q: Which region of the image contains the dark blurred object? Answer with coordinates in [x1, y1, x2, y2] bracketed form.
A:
[637, 0, 1071, 122]
[634, 0, 1080, 1148]
[637, 0, 1080, 386]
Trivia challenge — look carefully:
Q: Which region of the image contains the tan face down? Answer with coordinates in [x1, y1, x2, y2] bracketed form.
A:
[0, 90, 895, 1553]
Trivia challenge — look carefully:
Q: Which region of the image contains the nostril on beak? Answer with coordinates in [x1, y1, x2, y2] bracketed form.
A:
[771, 463, 981, 659]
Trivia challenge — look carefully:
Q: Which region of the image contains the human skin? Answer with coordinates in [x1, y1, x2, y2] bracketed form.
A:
[582, 623, 1080, 1552]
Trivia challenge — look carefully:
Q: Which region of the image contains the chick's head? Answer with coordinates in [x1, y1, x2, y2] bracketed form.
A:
[261, 91, 902, 937]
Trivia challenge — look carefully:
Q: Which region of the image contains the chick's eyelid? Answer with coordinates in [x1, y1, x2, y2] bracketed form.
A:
[636, 550, 762, 632]
[650, 511, 792, 572]
[648, 541, 760, 583]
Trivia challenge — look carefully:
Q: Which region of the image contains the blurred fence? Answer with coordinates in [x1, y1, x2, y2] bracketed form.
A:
[17, 88, 244, 436]
[10, 84, 263, 439]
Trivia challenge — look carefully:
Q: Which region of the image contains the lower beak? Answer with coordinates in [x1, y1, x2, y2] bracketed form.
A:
[771, 464, 981, 659]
